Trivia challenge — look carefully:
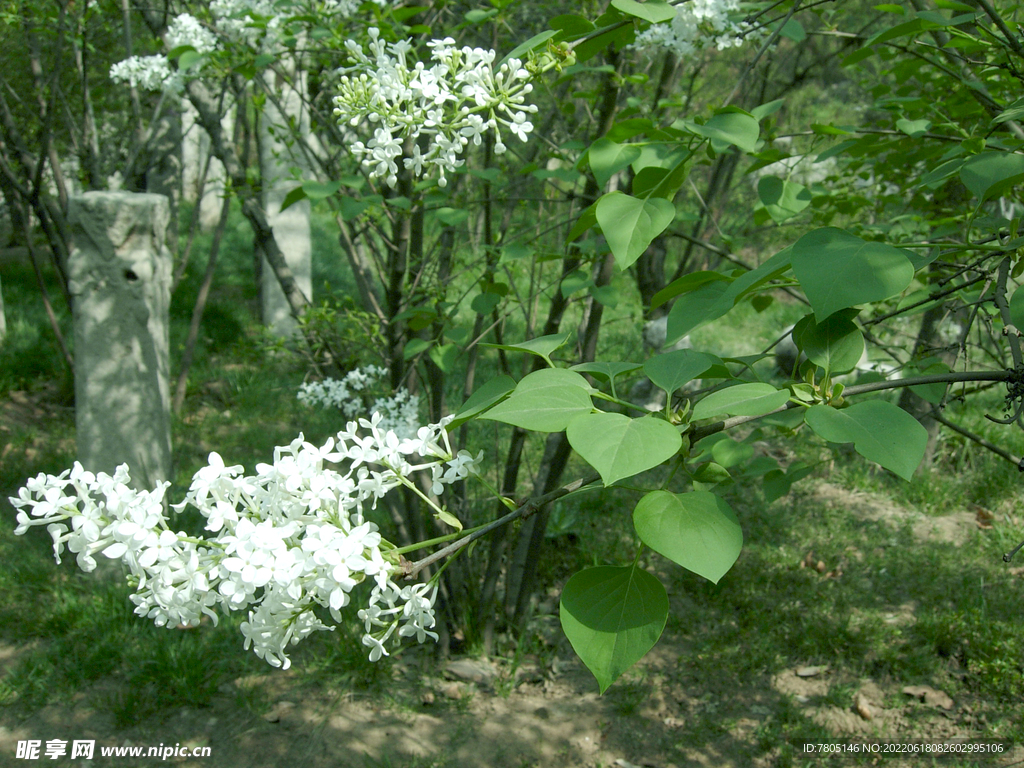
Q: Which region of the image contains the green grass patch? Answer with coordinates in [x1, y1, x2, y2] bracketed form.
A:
[1, 194, 1022, 753]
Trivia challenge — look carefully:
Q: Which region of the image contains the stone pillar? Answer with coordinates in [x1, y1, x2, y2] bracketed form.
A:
[67, 192, 172, 491]
[259, 58, 312, 336]
[146, 106, 183, 247]
[182, 100, 233, 232]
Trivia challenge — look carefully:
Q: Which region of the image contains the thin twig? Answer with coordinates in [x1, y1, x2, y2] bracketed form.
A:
[1003, 540, 1024, 563]
[172, 192, 231, 414]
[23, 222, 72, 371]
[865, 272, 990, 326]
[930, 410, 1019, 467]
[724, 0, 801, 107]
[689, 370, 1013, 443]
[975, 0, 1024, 60]
[993, 256, 1023, 369]
[400, 473, 600, 579]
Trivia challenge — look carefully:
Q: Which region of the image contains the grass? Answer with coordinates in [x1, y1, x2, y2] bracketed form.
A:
[638, 461, 1024, 760]
[0, 259, 74, 397]
[509, 321, 1024, 764]
[1, 201, 1022, 764]
[0, 497, 269, 719]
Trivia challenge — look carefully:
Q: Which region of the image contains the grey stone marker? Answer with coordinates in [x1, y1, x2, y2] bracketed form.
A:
[68, 192, 172, 492]
[259, 59, 312, 337]
[182, 100, 234, 232]
[146, 108, 182, 245]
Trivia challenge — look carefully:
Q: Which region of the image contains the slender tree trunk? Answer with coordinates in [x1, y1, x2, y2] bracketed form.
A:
[897, 304, 962, 468]
[0, 271, 7, 344]
[71, 26, 102, 190]
[258, 56, 312, 336]
[336, 215, 386, 321]
[24, 2, 70, 214]
[172, 192, 231, 414]
[184, 79, 310, 322]
[484, 55, 623, 639]
[0, 64, 73, 311]
[25, 223, 72, 371]
[385, 163, 414, 389]
[478, 428, 526, 653]
[0, 169, 29, 249]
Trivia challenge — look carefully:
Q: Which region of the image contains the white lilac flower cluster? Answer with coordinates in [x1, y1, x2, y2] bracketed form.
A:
[321, 0, 391, 18]
[207, 0, 282, 48]
[110, 55, 179, 92]
[109, 11, 223, 92]
[167, 12, 219, 54]
[332, 28, 539, 188]
[109, 12, 215, 93]
[297, 365, 420, 439]
[9, 414, 482, 669]
[210, 0, 392, 42]
[631, 0, 753, 57]
[110, 1, 388, 92]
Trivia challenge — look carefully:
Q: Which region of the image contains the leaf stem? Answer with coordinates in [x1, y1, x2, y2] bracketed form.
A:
[400, 473, 601, 578]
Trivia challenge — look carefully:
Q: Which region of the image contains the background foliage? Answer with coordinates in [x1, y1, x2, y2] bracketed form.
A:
[1, 1, 1023, 756]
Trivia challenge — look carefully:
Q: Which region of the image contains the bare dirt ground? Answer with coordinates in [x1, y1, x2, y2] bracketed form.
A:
[1, 625, 1021, 768]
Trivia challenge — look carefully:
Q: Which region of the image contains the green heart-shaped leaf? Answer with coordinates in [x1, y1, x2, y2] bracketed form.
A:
[449, 375, 516, 429]
[589, 138, 642, 189]
[633, 490, 742, 583]
[560, 564, 668, 693]
[480, 332, 571, 368]
[569, 362, 642, 396]
[1010, 285, 1024, 330]
[692, 383, 790, 421]
[567, 412, 681, 486]
[960, 152, 1024, 202]
[643, 349, 718, 395]
[792, 311, 864, 374]
[682, 112, 760, 153]
[596, 192, 676, 270]
[804, 400, 927, 480]
[428, 344, 458, 374]
[302, 180, 344, 199]
[790, 228, 914, 322]
[611, 0, 676, 22]
[757, 176, 811, 223]
[482, 368, 593, 432]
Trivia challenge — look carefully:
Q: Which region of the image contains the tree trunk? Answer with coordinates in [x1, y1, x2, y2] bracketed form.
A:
[897, 304, 962, 469]
[185, 79, 310, 322]
[144, 104, 182, 248]
[0, 271, 6, 344]
[258, 56, 312, 337]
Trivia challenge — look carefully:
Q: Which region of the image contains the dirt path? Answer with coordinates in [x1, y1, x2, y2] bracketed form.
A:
[1, 623, 1020, 768]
